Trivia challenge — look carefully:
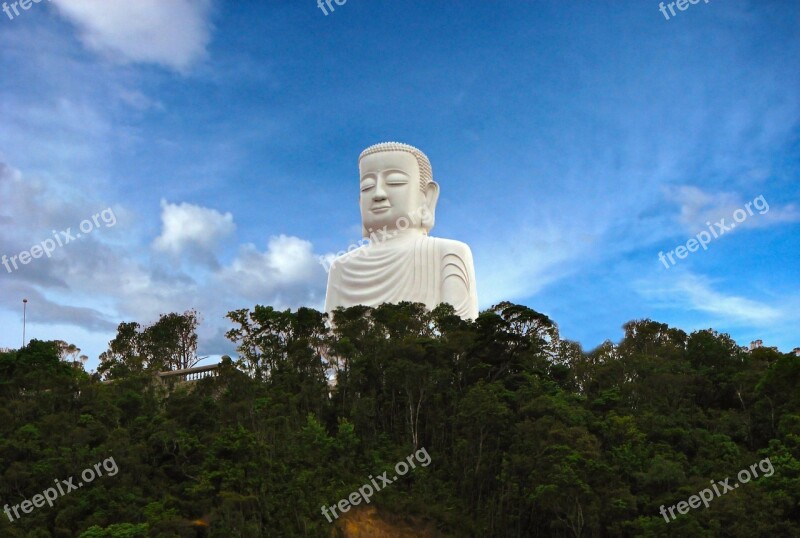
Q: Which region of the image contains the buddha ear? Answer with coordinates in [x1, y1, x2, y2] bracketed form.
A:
[421, 181, 439, 232]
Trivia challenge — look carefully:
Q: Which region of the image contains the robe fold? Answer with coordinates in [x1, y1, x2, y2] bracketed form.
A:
[324, 235, 478, 320]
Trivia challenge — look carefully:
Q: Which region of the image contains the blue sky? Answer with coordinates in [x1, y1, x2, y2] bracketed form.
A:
[0, 0, 798, 369]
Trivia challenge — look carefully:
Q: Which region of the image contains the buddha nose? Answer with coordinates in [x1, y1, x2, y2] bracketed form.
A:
[373, 181, 387, 201]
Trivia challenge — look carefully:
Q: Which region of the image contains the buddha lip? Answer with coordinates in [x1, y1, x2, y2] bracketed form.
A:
[371, 206, 391, 212]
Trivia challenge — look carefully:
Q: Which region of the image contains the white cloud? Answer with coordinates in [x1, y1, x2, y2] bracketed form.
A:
[153, 200, 235, 259]
[218, 234, 325, 304]
[50, 0, 213, 71]
[0, 163, 325, 364]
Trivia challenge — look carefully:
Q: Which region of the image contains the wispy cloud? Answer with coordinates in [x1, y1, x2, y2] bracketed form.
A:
[635, 272, 782, 326]
[663, 185, 800, 233]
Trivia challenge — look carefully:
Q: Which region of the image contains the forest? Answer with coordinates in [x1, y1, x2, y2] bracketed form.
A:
[0, 301, 798, 537]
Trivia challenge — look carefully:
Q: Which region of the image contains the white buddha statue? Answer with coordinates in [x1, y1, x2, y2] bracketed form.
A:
[324, 142, 478, 320]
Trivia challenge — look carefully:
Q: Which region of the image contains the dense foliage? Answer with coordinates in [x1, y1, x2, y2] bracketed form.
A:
[0, 302, 798, 537]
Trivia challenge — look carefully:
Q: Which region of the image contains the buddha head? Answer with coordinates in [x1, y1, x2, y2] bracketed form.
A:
[358, 142, 440, 238]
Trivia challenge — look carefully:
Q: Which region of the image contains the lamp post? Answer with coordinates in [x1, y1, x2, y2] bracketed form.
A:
[22, 298, 27, 348]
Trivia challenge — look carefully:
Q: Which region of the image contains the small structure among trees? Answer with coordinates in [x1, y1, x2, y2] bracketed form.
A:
[98, 309, 202, 379]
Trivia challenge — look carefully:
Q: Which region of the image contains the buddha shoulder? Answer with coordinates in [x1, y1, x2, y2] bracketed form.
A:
[428, 236, 473, 257]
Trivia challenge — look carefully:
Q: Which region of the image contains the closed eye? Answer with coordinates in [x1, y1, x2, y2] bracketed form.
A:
[385, 172, 409, 185]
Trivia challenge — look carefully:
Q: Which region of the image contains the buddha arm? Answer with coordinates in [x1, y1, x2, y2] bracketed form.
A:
[440, 243, 478, 320]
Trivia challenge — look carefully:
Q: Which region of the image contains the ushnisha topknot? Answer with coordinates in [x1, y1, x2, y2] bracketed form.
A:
[359, 142, 433, 192]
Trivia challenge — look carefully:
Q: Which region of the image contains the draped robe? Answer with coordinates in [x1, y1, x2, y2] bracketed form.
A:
[324, 234, 478, 320]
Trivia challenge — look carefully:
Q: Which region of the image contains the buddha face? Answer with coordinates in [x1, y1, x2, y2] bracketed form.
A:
[359, 150, 436, 236]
